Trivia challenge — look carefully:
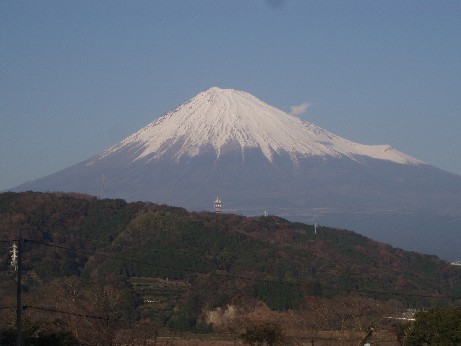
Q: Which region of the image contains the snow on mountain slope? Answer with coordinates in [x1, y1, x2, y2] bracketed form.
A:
[96, 87, 422, 165]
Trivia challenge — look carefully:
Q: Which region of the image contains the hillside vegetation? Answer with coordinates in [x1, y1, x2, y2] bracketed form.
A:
[1, 192, 460, 344]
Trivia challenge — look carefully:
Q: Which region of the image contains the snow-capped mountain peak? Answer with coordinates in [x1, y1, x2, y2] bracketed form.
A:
[98, 87, 421, 165]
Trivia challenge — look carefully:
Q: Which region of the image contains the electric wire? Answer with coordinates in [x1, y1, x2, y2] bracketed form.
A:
[22, 238, 458, 301]
[25, 305, 114, 321]
[2, 226, 457, 330]
[2, 195, 457, 343]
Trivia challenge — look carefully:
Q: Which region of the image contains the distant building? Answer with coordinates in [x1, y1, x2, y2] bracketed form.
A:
[214, 198, 222, 214]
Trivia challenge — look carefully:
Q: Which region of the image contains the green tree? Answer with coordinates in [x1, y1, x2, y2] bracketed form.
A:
[240, 322, 287, 346]
[0, 318, 78, 345]
[405, 308, 461, 345]
[253, 281, 300, 311]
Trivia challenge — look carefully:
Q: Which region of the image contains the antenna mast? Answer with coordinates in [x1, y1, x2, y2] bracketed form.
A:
[101, 174, 106, 199]
[214, 198, 222, 214]
[16, 228, 23, 346]
[10, 243, 18, 272]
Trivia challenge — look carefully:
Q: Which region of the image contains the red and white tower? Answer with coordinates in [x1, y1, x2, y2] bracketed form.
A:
[214, 197, 222, 214]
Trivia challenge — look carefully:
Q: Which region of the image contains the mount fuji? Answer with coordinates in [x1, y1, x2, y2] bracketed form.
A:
[10, 87, 461, 260]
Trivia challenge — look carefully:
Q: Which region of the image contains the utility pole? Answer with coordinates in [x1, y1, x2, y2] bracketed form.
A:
[358, 326, 374, 346]
[16, 228, 23, 346]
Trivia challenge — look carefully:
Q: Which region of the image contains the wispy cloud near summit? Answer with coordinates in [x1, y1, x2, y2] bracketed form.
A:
[290, 102, 311, 116]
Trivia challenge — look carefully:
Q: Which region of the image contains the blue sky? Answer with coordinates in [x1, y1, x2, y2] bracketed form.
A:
[1, 0, 460, 191]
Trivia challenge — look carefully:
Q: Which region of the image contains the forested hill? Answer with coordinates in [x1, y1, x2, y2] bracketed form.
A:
[1, 192, 461, 342]
[1, 191, 460, 300]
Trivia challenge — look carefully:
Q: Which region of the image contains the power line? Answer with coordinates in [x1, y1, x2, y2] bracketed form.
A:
[36, 229, 116, 248]
[0, 227, 114, 248]
[3, 223, 453, 344]
[1, 233, 453, 345]
[22, 238, 457, 301]
[24, 239, 162, 267]
[25, 305, 115, 321]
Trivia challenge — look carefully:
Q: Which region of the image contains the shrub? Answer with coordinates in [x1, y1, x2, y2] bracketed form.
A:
[240, 322, 287, 345]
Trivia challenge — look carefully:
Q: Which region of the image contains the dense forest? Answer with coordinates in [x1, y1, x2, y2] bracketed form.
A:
[1, 192, 460, 345]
